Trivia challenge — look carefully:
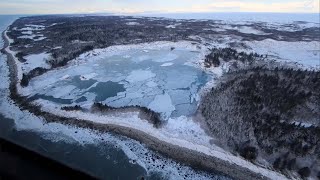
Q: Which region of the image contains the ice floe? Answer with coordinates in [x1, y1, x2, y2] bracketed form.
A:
[160, 62, 174, 67]
[126, 70, 156, 83]
[148, 93, 175, 118]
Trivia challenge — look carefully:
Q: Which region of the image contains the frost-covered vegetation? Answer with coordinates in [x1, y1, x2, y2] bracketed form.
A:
[91, 103, 162, 128]
[201, 67, 320, 178]
[61, 105, 83, 111]
[204, 47, 263, 67]
[20, 67, 48, 86]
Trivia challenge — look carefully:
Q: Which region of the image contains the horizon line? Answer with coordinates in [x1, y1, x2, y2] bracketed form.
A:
[0, 11, 319, 16]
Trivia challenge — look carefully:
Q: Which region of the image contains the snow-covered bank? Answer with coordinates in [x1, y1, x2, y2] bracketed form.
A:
[33, 98, 288, 180]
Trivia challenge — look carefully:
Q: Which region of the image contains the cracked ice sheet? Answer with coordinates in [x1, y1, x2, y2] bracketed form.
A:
[22, 41, 209, 118]
[168, 90, 190, 105]
[127, 96, 155, 107]
[105, 81, 162, 108]
[146, 80, 157, 87]
[163, 71, 198, 90]
[24, 64, 95, 95]
[152, 52, 178, 62]
[80, 73, 97, 80]
[148, 93, 175, 118]
[45, 85, 77, 99]
[126, 69, 156, 83]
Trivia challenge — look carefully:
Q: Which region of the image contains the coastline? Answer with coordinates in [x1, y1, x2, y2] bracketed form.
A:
[2, 26, 287, 180]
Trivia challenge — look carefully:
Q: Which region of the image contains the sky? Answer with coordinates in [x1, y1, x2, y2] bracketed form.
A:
[0, 0, 319, 15]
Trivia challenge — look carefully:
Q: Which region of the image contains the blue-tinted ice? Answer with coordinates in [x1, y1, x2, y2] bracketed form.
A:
[28, 48, 211, 118]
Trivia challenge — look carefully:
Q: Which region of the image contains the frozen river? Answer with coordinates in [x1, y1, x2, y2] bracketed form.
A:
[27, 46, 210, 118]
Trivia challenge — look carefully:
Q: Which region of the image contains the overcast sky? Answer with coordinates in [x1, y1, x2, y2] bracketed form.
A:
[0, 0, 319, 14]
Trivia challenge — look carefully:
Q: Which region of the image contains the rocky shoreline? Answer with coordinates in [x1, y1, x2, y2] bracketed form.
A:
[2, 26, 285, 180]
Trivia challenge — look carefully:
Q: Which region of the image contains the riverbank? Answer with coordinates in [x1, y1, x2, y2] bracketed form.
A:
[2, 25, 287, 180]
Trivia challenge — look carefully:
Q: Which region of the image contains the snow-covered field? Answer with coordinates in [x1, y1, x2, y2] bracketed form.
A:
[245, 39, 320, 69]
[22, 52, 51, 73]
[17, 24, 47, 41]
[220, 25, 271, 35]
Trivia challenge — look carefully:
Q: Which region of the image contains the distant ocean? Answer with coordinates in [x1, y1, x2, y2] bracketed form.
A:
[134, 12, 320, 23]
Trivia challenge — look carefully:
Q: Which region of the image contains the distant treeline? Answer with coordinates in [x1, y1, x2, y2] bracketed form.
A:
[60, 103, 162, 128]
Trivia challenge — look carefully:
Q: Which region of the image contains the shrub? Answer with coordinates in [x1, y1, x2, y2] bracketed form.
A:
[20, 73, 29, 87]
[61, 105, 82, 111]
[298, 167, 311, 178]
[240, 146, 258, 160]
